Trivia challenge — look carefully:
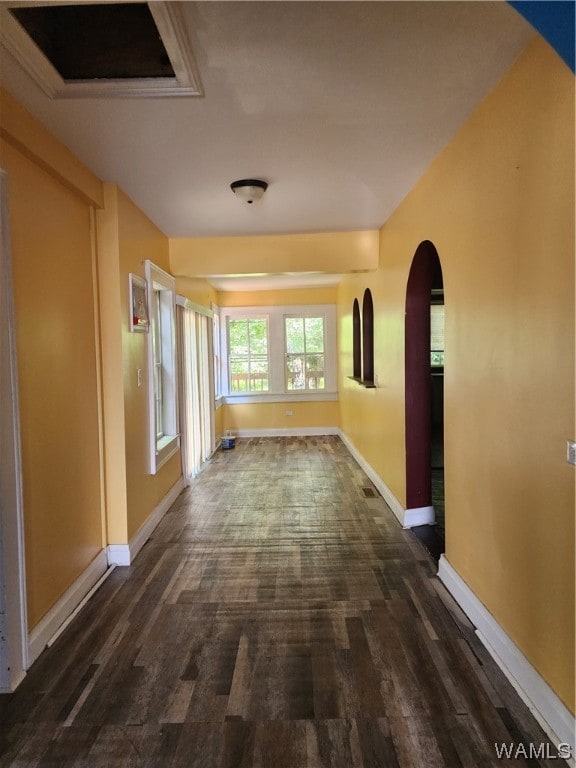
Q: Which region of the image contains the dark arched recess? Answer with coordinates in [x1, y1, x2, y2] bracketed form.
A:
[362, 289, 374, 385]
[352, 298, 361, 379]
[405, 240, 443, 514]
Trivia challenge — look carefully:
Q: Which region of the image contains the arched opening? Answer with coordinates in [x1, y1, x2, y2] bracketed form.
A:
[405, 240, 444, 556]
[362, 289, 374, 384]
[352, 298, 361, 379]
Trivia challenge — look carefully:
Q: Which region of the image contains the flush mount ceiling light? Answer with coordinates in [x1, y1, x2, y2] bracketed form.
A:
[230, 179, 268, 204]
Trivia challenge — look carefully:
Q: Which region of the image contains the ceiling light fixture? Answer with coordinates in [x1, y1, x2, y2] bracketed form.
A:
[230, 178, 268, 204]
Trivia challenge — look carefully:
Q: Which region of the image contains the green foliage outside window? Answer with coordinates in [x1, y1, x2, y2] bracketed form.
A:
[285, 317, 325, 390]
[228, 318, 269, 391]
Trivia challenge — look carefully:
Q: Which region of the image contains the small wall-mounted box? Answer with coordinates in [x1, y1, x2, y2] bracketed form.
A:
[567, 440, 576, 466]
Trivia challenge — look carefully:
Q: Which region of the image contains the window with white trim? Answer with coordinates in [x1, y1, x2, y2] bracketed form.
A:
[151, 289, 164, 439]
[285, 316, 325, 391]
[145, 260, 179, 474]
[212, 305, 221, 400]
[227, 317, 269, 392]
[220, 305, 337, 403]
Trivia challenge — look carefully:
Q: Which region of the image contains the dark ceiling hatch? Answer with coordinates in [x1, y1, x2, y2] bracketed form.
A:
[0, 2, 202, 98]
[10, 4, 175, 80]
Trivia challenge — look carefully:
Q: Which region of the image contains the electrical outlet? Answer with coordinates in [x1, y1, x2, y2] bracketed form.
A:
[285, 410, 293, 417]
[567, 440, 576, 466]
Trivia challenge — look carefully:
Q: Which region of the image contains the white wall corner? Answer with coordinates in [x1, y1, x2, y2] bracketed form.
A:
[28, 549, 108, 667]
[107, 544, 131, 566]
[337, 429, 406, 527]
[404, 505, 435, 527]
[438, 555, 576, 757]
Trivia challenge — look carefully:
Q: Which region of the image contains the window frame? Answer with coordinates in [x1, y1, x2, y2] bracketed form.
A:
[145, 260, 179, 474]
[227, 315, 270, 394]
[220, 304, 337, 403]
[284, 314, 327, 393]
[212, 303, 222, 403]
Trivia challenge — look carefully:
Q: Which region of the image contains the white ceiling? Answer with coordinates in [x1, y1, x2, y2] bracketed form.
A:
[0, 1, 534, 287]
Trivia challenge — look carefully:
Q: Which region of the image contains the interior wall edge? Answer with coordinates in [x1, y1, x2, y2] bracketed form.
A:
[0, 88, 103, 208]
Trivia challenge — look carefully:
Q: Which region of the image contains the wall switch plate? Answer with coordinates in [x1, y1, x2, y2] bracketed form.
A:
[285, 410, 293, 417]
[137, 368, 143, 388]
[567, 440, 576, 466]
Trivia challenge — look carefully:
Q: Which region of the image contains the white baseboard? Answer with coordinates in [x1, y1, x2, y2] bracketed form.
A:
[107, 476, 185, 567]
[438, 555, 575, 757]
[234, 427, 339, 438]
[404, 505, 435, 527]
[0, 667, 26, 694]
[337, 430, 407, 527]
[28, 549, 108, 666]
[106, 544, 131, 566]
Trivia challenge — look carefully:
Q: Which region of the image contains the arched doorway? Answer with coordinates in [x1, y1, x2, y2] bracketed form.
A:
[405, 240, 444, 555]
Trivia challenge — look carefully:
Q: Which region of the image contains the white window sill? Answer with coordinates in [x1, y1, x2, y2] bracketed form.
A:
[154, 434, 180, 473]
[223, 391, 338, 405]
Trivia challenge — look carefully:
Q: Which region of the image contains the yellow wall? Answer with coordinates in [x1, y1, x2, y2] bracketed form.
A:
[116, 189, 182, 540]
[218, 286, 337, 307]
[1, 100, 105, 627]
[96, 185, 128, 545]
[170, 230, 378, 277]
[338, 267, 406, 504]
[0, 88, 103, 209]
[224, 401, 339, 433]
[338, 39, 575, 710]
[176, 276, 218, 308]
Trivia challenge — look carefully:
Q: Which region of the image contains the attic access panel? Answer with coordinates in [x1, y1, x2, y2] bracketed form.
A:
[1, 2, 202, 98]
[10, 3, 175, 80]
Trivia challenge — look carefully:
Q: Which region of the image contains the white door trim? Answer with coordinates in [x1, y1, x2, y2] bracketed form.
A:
[0, 169, 29, 692]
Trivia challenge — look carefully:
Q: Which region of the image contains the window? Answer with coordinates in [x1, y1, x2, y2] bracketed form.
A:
[430, 301, 444, 367]
[220, 305, 337, 403]
[151, 289, 164, 439]
[145, 261, 179, 474]
[285, 316, 325, 391]
[212, 306, 221, 400]
[227, 317, 269, 392]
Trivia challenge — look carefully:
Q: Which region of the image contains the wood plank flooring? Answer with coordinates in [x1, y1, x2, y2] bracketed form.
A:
[0, 437, 567, 766]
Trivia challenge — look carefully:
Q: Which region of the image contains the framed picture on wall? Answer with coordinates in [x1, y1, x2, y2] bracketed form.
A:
[129, 274, 149, 332]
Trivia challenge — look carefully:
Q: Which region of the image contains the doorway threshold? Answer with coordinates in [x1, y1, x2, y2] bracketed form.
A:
[410, 524, 445, 562]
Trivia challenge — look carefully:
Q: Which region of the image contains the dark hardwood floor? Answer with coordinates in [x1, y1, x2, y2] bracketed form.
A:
[0, 437, 566, 766]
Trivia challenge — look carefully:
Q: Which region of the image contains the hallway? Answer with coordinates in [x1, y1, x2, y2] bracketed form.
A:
[0, 437, 565, 767]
